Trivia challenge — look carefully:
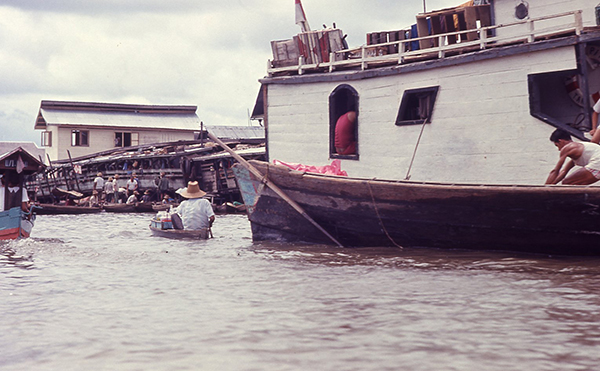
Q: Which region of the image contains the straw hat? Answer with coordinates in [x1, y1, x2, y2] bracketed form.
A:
[179, 181, 206, 199]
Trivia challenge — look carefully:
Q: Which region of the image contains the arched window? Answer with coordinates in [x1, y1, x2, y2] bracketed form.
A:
[329, 84, 359, 160]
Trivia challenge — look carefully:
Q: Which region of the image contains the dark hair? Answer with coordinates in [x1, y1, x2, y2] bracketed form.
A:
[2, 170, 20, 186]
[550, 128, 572, 143]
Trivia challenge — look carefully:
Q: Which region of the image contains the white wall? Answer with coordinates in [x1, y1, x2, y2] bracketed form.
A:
[266, 46, 577, 185]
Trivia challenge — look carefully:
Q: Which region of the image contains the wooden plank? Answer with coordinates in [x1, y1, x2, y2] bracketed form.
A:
[416, 17, 433, 50]
[444, 14, 458, 44]
[430, 15, 442, 47]
[464, 7, 479, 41]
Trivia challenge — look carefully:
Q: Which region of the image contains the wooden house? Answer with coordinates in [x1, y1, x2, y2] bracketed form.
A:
[35, 100, 201, 162]
[259, 0, 600, 185]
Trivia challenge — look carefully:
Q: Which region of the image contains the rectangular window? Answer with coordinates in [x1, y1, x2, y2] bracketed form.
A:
[131, 132, 139, 146]
[115, 132, 139, 147]
[41, 131, 52, 147]
[396, 86, 439, 126]
[115, 132, 122, 147]
[71, 130, 89, 146]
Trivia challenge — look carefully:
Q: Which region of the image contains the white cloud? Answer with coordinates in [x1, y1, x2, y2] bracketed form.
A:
[0, 0, 461, 144]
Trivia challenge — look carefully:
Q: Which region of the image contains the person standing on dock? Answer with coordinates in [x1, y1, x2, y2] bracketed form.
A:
[104, 177, 115, 203]
[125, 174, 138, 197]
[546, 129, 600, 185]
[93, 172, 105, 202]
[155, 171, 170, 202]
[113, 174, 122, 203]
[171, 181, 215, 231]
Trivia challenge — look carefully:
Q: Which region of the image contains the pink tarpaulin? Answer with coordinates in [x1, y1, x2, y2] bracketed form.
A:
[273, 159, 348, 176]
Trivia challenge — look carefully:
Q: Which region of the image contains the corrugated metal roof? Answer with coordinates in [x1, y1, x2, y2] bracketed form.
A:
[206, 125, 264, 140]
[39, 108, 201, 131]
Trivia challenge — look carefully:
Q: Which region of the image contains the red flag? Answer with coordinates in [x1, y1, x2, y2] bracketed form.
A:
[295, 0, 310, 32]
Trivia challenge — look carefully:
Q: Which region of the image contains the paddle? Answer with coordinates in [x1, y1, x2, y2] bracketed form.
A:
[206, 131, 344, 248]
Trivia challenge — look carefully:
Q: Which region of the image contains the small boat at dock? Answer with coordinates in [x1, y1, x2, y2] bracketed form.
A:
[0, 207, 35, 240]
[35, 204, 103, 215]
[152, 203, 179, 212]
[0, 147, 45, 240]
[134, 202, 155, 213]
[103, 203, 136, 213]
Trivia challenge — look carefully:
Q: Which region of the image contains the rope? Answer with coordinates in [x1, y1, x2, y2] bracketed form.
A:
[405, 119, 428, 180]
[367, 180, 403, 249]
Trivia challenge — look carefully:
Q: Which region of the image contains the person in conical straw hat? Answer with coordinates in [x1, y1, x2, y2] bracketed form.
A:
[171, 181, 215, 231]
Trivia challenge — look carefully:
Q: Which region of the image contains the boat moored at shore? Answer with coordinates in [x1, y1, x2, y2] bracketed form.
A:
[233, 160, 600, 256]
[234, 1, 600, 254]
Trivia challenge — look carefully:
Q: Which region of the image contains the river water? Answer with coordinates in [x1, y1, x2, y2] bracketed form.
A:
[1, 212, 600, 371]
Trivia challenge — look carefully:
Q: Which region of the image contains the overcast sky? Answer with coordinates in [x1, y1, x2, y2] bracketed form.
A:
[0, 0, 460, 145]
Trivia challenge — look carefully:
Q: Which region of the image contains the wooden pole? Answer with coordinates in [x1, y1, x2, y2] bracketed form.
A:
[39, 155, 53, 198]
[46, 154, 59, 190]
[206, 131, 344, 248]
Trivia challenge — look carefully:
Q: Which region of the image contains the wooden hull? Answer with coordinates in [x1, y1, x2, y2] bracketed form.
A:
[149, 225, 209, 239]
[232, 160, 600, 256]
[0, 208, 34, 240]
[36, 204, 103, 215]
[103, 204, 137, 213]
[134, 202, 155, 213]
[152, 203, 178, 212]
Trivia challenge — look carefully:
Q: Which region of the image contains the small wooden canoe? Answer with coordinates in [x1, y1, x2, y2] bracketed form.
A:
[35, 204, 103, 215]
[149, 225, 210, 239]
[103, 203, 137, 213]
[152, 203, 179, 212]
[134, 202, 155, 213]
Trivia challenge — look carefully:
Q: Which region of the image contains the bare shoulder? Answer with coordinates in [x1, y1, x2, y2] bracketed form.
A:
[561, 141, 584, 157]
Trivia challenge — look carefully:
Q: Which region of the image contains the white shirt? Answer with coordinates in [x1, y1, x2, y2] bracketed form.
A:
[94, 176, 105, 190]
[126, 179, 138, 191]
[126, 194, 138, 204]
[0, 186, 29, 211]
[594, 99, 600, 113]
[573, 142, 600, 171]
[173, 198, 215, 230]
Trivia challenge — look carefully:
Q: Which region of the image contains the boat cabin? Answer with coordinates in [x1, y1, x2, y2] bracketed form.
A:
[259, 0, 600, 184]
[0, 147, 45, 211]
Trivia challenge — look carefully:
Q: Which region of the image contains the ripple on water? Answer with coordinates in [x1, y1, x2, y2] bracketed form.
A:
[1, 213, 600, 371]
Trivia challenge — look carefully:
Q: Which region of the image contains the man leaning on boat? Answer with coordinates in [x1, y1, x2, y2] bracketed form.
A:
[171, 181, 215, 231]
[546, 129, 600, 185]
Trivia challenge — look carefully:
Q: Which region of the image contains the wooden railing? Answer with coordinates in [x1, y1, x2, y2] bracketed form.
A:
[267, 10, 583, 76]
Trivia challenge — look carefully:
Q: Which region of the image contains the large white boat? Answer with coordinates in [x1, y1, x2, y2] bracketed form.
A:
[231, 0, 600, 254]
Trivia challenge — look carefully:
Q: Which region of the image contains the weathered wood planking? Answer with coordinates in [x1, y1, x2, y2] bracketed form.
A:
[233, 160, 600, 255]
